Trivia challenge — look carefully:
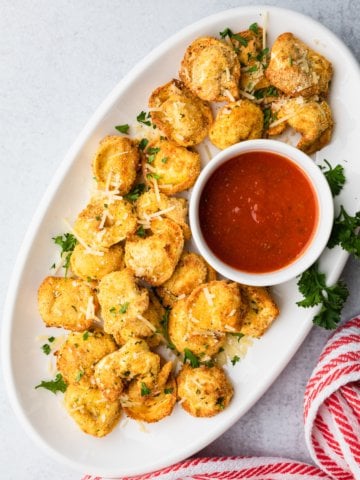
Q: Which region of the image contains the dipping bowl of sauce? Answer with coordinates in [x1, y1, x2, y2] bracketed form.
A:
[189, 139, 334, 286]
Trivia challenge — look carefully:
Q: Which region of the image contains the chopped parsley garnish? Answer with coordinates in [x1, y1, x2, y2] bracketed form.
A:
[138, 138, 149, 151]
[161, 157, 168, 164]
[146, 172, 161, 180]
[263, 107, 274, 130]
[297, 263, 349, 329]
[75, 371, 84, 382]
[137, 111, 152, 126]
[82, 331, 89, 340]
[109, 306, 116, 314]
[249, 22, 259, 34]
[246, 65, 258, 73]
[146, 147, 160, 164]
[41, 344, 51, 355]
[123, 183, 147, 202]
[35, 373, 67, 394]
[160, 309, 176, 350]
[184, 348, 200, 368]
[52, 233, 78, 276]
[289, 56, 293, 66]
[256, 47, 269, 62]
[136, 226, 146, 238]
[48, 336, 55, 343]
[328, 206, 360, 258]
[320, 160, 346, 197]
[115, 124, 130, 134]
[231, 355, 240, 366]
[119, 302, 129, 314]
[231, 333, 244, 342]
[141, 382, 151, 396]
[254, 86, 278, 99]
[164, 388, 174, 394]
[216, 396, 225, 409]
[219, 27, 248, 47]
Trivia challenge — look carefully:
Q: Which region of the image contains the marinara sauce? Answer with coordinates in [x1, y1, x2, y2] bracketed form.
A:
[199, 151, 318, 273]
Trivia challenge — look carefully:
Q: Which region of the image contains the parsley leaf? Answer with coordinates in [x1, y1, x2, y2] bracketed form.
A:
[263, 107, 275, 130]
[320, 160, 346, 196]
[41, 344, 51, 355]
[327, 206, 360, 257]
[219, 27, 248, 47]
[48, 336, 55, 343]
[115, 124, 130, 134]
[164, 388, 174, 394]
[160, 309, 176, 350]
[146, 172, 161, 180]
[123, 183, 146, 202]
[137, 111, 152, 126]
[249, 22, 259, 34]
[146, 147, 160, 164]
[141, 382, 151, 396]
[297, 263, 349, 329]
[231, 355, 240, 366]
[52, 233, 77, 276]
[75, 370, 84, 382]
[35, 373, 67, 394]
[138, 138, 149, 151]
[246, 65, 258, 73]
[231, 332, 244, 342]
[82, 331, 89, 340]
[256, 47, 269, 62]
[119, 302, 129, 313]
[216, 396, 225, 409]
[136, 225, 146, 238]
[184, 348, 200, 368]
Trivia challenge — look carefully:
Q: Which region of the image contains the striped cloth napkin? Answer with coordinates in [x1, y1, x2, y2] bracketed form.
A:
[83, 316, 360, 480]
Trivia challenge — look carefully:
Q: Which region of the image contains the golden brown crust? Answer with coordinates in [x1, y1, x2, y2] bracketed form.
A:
[70, 243, 124, 281]
[56, 330, 117, 385]
[239, 285, 280, 338]
[265, 33, 332, 97]
[168, 299, 225, 357]
[73, 198, 137, 249]
[157, 252, 217, 307]
[177, 365, 233, 417]
[209, 99, 263, 149]
[92, 136, 139, 194]
[64, 381, 121, 437]
[142, 138, 200, 195]
[185, 280, 247, 332]
[179, 36, 240, 102]
[124, 217, 184, 286]
[148, 79, 213, 146]
[37, 276, 98, 331]
[98, 269, 149, 338]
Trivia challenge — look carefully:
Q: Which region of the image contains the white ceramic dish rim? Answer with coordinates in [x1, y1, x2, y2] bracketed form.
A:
[189, 139, 334, 286]
[2, 5, 358, 477]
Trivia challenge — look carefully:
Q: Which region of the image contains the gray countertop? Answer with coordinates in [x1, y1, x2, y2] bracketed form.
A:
[0, 1, 359, 479]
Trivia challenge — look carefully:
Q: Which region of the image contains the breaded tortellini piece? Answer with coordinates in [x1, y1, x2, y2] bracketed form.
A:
[157, 252, 216, 307]
[239, 285, 280, 338]
[64, 380, 121, 437]
[168, 299, 225, 358]
[92, 136, 139, 194]
[94, 338, 161, 401]
[231, 26, 270, 93]
[186, 281, 247, 333]
[136, 189, 191, 240]
[113, 291, 164, 347]
[121, 362, 177, 423]
[142, 138, 200, 195]
[179, 36, 240, 102]
[125, 217, 184, 286]
[149, 79, 213, 147]
[70, 243, 124, 281]
[266, 32, 332, 98]
[73, 198, 137, 249]
[209, 99, 263, 149]
[37, 276, 98, 331]
[177, 365, 233, 417]
[56, 330, 117, 385]
[98, 268, 150, 339]
[268, 98, 333, 154]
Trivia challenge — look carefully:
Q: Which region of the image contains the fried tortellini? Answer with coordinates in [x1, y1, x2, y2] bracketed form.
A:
[266, 32, 332, 98]
[70, 243, 125, 281]
[92, 135, 139, 194]
[209, 99, 264, 149]
[179, 36, 240, 102]
[124, 217, 184, 286]
[149, 79, 213, 146]
[177, 365, 233, 417]
[142, 138, 200, 195]
[37, 276, 98, 331]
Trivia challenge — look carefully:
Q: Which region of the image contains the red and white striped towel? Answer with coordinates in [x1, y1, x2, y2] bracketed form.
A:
[83, 316, 360, 480]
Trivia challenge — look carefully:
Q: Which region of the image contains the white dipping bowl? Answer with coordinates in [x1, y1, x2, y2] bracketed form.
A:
[189, 139, 334, 286]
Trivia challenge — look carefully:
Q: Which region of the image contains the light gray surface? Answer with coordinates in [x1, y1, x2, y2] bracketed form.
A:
[0, 1, 359, 479]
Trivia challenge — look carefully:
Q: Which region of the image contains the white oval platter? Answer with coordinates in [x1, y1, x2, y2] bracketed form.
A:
[2, 5, 360, 478]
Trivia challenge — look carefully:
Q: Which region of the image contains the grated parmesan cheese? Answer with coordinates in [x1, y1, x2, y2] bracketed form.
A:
[136, 314, 157, 332]
[152, 178, 161, 205]
[222, 89, 235, 102]
[262, 11, 268, 50]
[203, 287, 214, 306]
